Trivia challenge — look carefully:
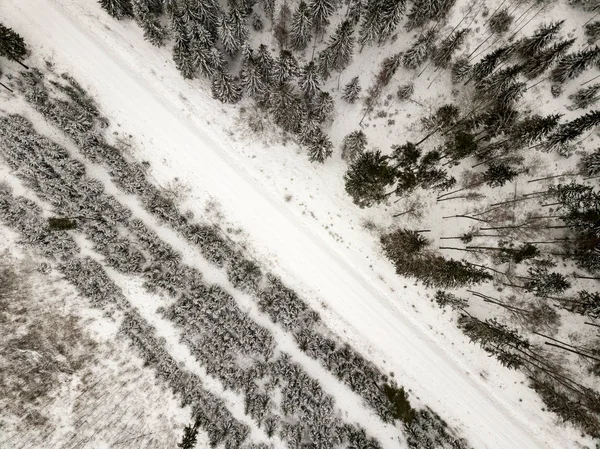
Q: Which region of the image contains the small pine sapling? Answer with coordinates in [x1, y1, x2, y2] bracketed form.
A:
[396, 83, 414, 101]
[341, 130, 367, 163]
[342, 76, 361, 103]
[488, 8, 513, 35]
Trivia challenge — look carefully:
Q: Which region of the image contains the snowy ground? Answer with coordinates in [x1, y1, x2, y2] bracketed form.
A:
[0, 0, 596, 448]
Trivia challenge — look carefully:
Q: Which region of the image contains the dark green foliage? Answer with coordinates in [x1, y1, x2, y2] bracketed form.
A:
[510, 113, 562, 146]
[470, 46, 513, 83]
[344, 150, 396, 207]
[274, 2, 292, 48]
[211, 68, 242, 103]
[396, 83, 414, 101]
[445, 131, 477, 161]
[523, 266, 571, 297]
[0, 23, 28, 63]
[177, 423, 198, 449]
[569, 83, 600, 109]
[48, 217, 78, 231]
[99, 0, 134, 19]
[341, 130, 367, 163]
[515, 21, 563, 58]
[422, 104, 460, 130]
[377, 52, 403, 86]
[402, 29, 436, 69]
[573, 291, 600, 319]
[498, 243, 540, 264]
[298, 61, 320, 98]
[459, 315, 528, 369]
[290, 1, 313, 51]
[358, 0, 406, 48]
[318, 20, 354, 78]
[585, 21, 600, 44]
[342, 76, 361, 103]
[240, 51, 267, 99]
[268, 81, 305, 133]
[580, 148, 600, 177]
[273, 50, 299, 83]
[451, 57, 471, 83]
[432, 28, 469, 69]
[434, 291, 469, 311]
[218, 14, 241, 56]
[488, 8, 513, 34]
[406, 0, 456, 30]
[381, 229, 491, 288]
[308, 0, 336, 34]
[483, 162, 519, 188]
[252, 14, 264, 31]
[382, 383, 415, 424]
[133, 0, 166, 46]
[522, 38, 575, 79]
[307, 128, 333, 163]
[543, 110, 600, 155]
[550, 46, 600, 84]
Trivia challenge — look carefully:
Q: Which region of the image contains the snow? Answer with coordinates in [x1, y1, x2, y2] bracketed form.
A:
[0, 0, 596, 448]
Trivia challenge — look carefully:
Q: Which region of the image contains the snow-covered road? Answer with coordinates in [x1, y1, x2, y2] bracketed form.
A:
[0, 1, 577, 448]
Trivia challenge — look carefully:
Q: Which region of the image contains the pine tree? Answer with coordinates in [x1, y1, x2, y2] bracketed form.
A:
[580, 148, 600, 177]
[483, 162, 519, 188]
[252, 14, 264, 31]
[269, 82, 305, 133]
[488, 8, 513, 35]
[307, 128, 333, 163]
[290, 1, 313, 51]
[569, 83, 600, 109]
[470, 46, 512, 83]
[0, 23, 28, 66]
[524, 266, 571, 297]
[344, 150, 396, 207]
[182, 0, 220, 33]
[585, 21, 600, 44]
[173, 28, 196, 79]
[261, 0, 275, 22]
[319, 20, 355, 74]
[178, 424, 198, 449]
[396, 83, 413, 100]
[273, 50, 299, 83]
[550, 46, 600, 84]
[522, 38, 575, 79]
[376, 0, 406, 44]
[379, 52, 402, 85]
[515, 21, 563, 59]
[133, 0, 166, 46]
[402, 29, 436, 69]
[211, 68, 242, 103]
[218, 14, 241, 56]
[298, 61, 321, 98]
[240, 53, 267, 98]
[229, 3, 249, 43]
[543, 110, 600, 154]
[432, 28, 469, 69]
[341, 130, 367, 163]
[406, 0, 456, 31]
[451, 57, 471, 83]
[342, 76, 361, 102]
[255, 44, 275, 83]
[98, 0, 134, 19]
[510, 113, 562, 145]
[310, 90, 334, 121]
[308, 0, 336, 34]
[347, 0, 363, 26]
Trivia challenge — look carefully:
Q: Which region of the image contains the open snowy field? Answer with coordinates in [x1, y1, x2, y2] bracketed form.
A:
[0, 0, 598, 448]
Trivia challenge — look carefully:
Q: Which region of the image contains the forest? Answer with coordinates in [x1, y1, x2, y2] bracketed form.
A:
[1, 0, 599, 445]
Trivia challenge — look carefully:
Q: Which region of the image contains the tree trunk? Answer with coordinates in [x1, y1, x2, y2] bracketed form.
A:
[0, 81, 12, 92]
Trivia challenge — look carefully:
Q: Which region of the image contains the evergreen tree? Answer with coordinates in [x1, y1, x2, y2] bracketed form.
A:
[298, 61, 321, 98]
[396, 83, 413, 100]
[211, 68, 242, 103]
[182, 0, 220, 34]
[269, 82, 305, 133]
[515, 21, 563, 59]
[310, 91, 334, 121]
[431, 28, 469, 69]
[550, 46, 600, 84]
[133, 0, 167, 46]
[218, 14, 241, 56]
[585, 21, 600, 44]
[261, 0, 275, 22]
[229, 3, 249, 43]
[451, 57, 471, 83]
[358, 0, 405, 48]
[319, 20, 355, 75]
[524, 266, 571, 297]
[178, 424, 198, 449]
[252, 14, 264, 31]
[488, 8, 513, 35]
[342, 76, 361, 102]
[255, 44, 275, 83]
[444, 130, 477, 161]
[173, 28, 196, 79]
[569, 83, 600, 109]
[403, 29, 436, 69]
[406, 0, 456, 31]
[0, 23, 28, 65]
[307, 128, 334, 163]
[240, 52, 267, 98]
[344, 150, 396, 207]
[580, 148, 600, 177]
[470, 46, 513, 83]
[378, 52, 402, 85]
[357, 0, 382, 49]
[543, 110, 600, 154]
[347, 0, 363, 26]
[308, 0, 336, 34]
[273, 50, 299, 83]
[99, 0, 134, 19]
[510, 113, 562, 146]
[483, 162, 519, 188]
[522, 38, 575, 79]
[290, 1, 313, 51]
[341, 130, 367, 163]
